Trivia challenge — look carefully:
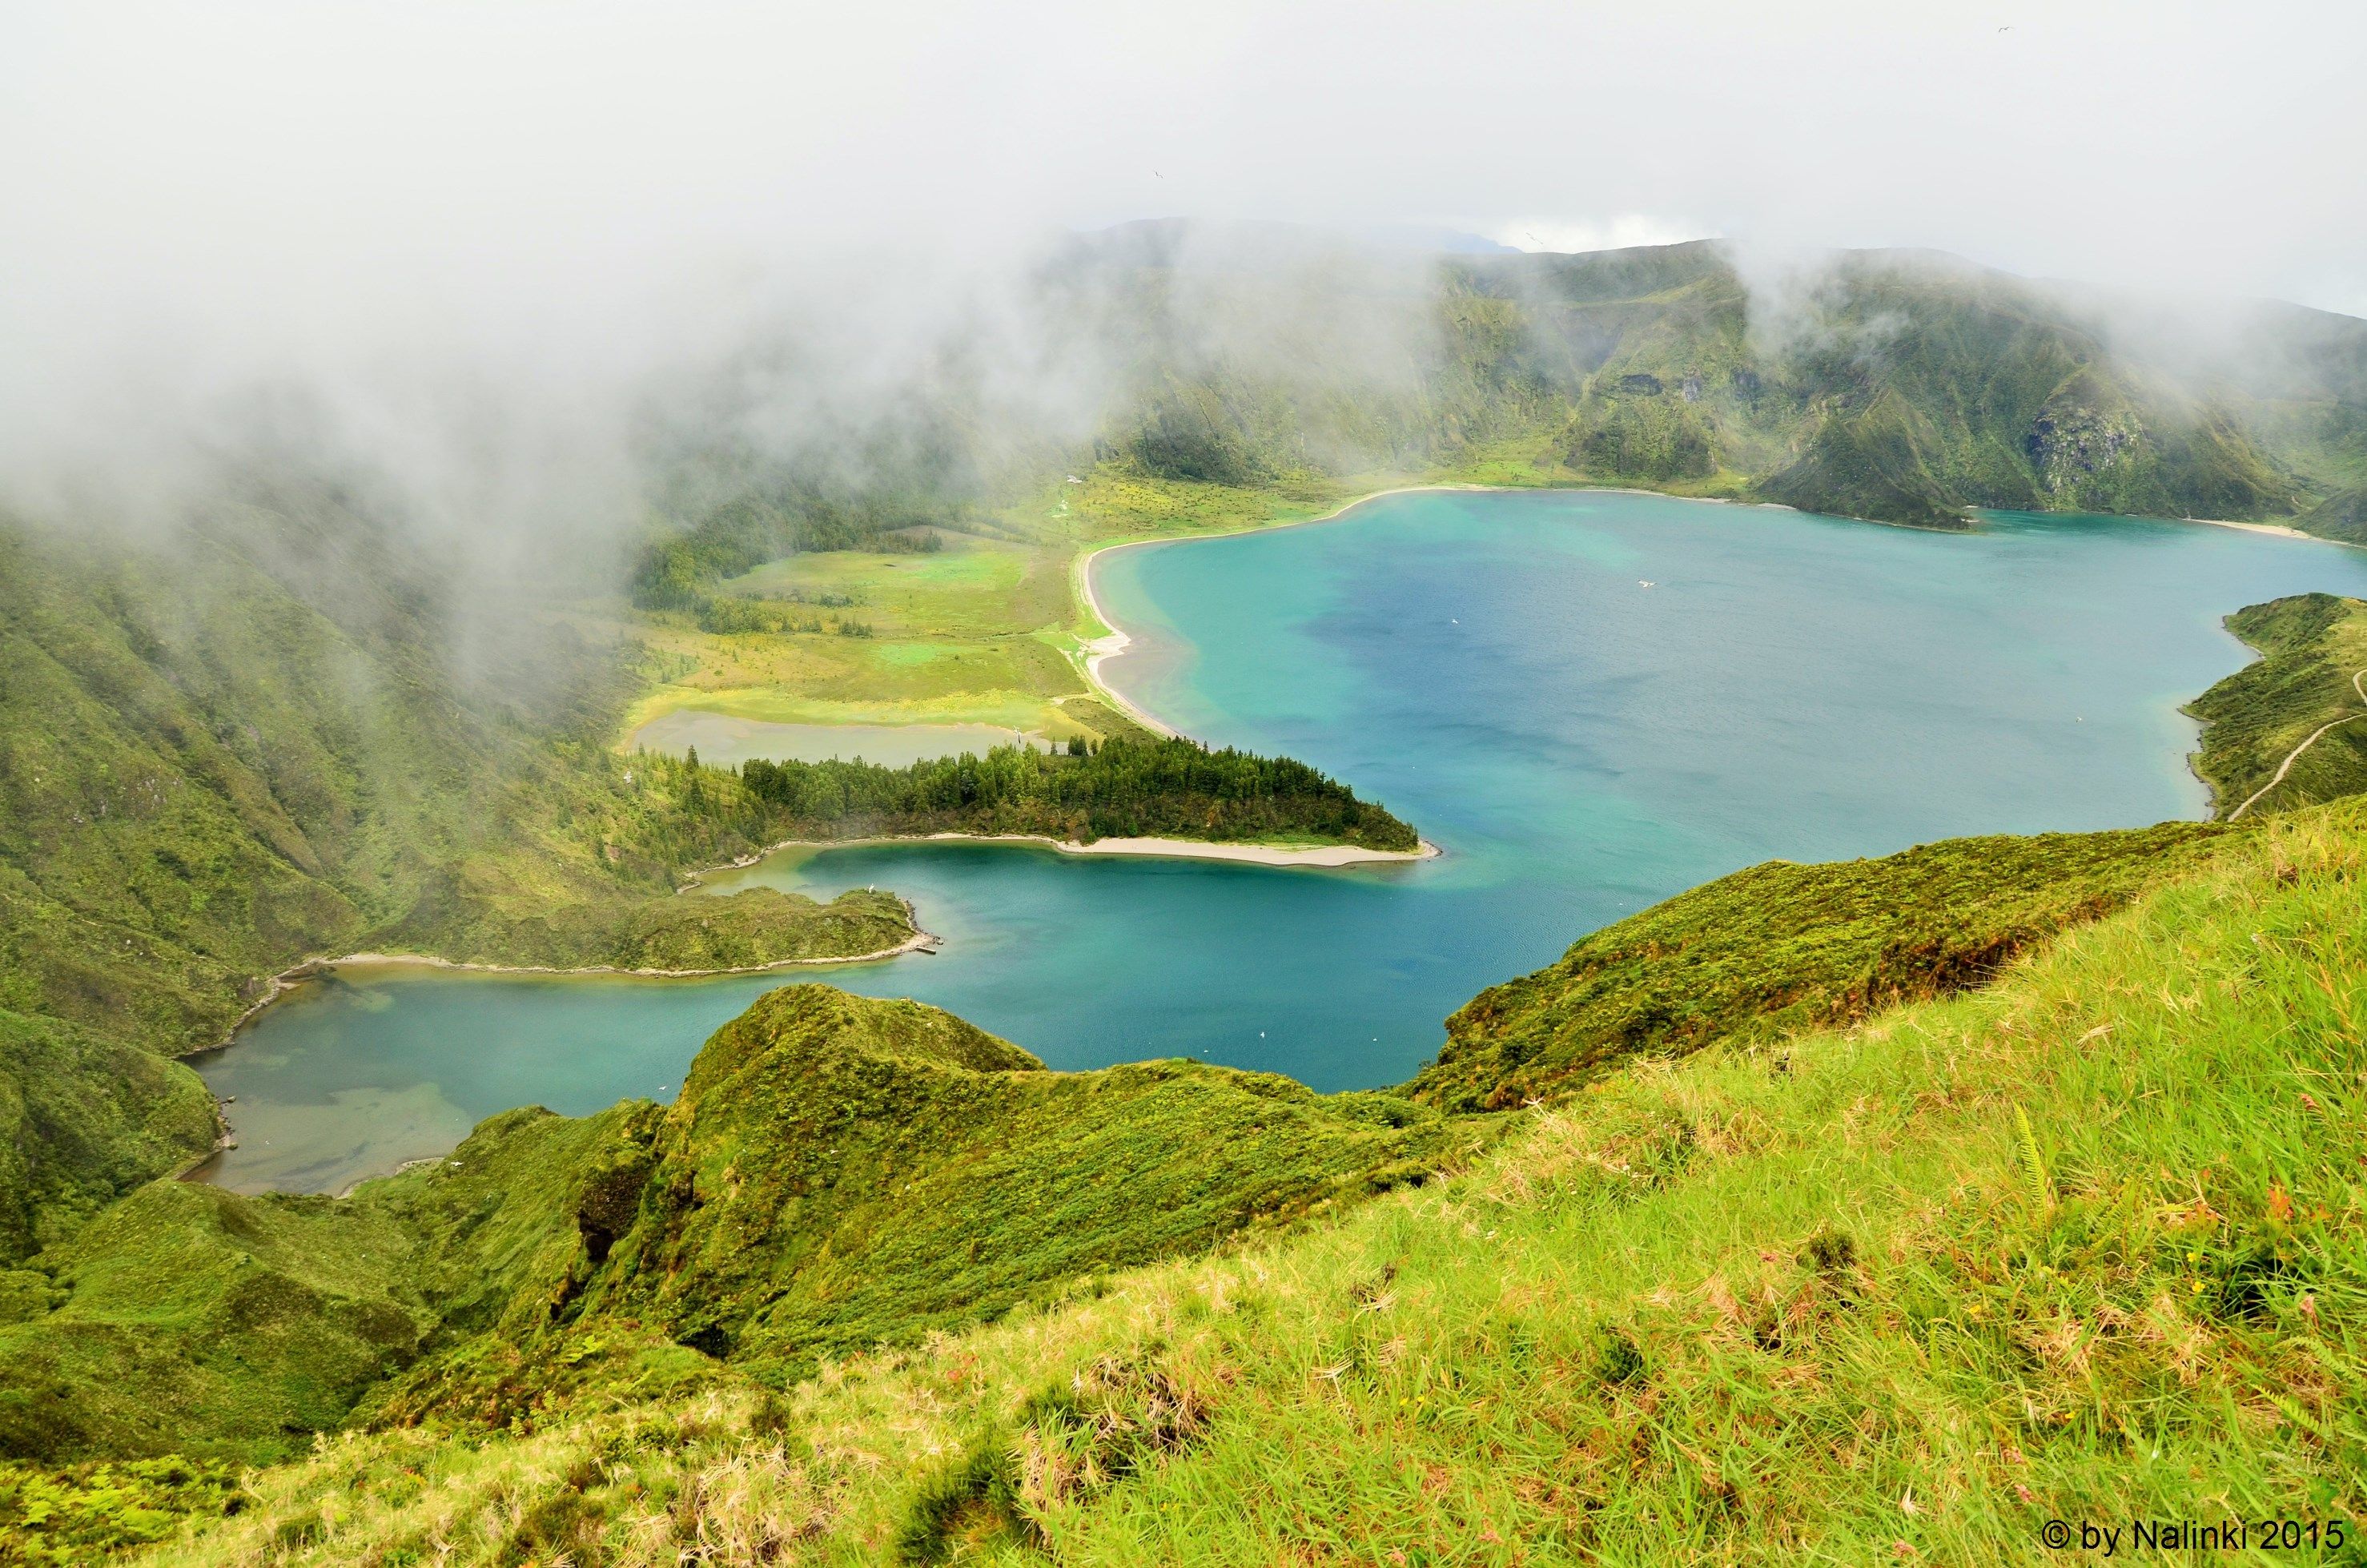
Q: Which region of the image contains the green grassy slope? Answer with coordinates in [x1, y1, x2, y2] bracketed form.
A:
[0, 1011, 218, 1262]
[0, 806, 2292, 1557]
[573, 987, 1459, 1379]
[119, 799, 2367, 1566]
[0, 499, 937, 1021]
[1754, 385, 1967, 529]
[1413, 823, 2221, 1111]
[2301, 484, 2367, 544]
[2185, 593, 2367, 816]
[0, 1180, 426, 1467]
[0, 1096, 674, 1471]
[0, 987, 1463, 1494]
[0, 520, 371, 1054]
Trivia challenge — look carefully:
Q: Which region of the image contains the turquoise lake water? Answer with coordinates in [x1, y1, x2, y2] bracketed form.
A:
[196, 491, 2367, 1192]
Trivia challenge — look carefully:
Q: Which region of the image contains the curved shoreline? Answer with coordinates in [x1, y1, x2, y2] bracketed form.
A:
[1073, 484, 1513, 727]
[708, 829, 1440, 873]
[187, 915, 940, 1172]
[193, 919, 940, 1058]
[210, 489, 2317, 1051]
[1069, 481, 1835, 722]
[280, 927, 942, 983]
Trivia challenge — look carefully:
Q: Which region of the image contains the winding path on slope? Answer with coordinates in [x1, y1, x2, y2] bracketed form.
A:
[2226, 667, 2367, 821]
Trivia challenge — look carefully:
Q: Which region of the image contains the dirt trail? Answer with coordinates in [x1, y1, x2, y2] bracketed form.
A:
[2226, 667, 2367, 821]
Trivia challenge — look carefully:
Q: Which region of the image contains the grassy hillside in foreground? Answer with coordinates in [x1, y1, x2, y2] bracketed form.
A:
[0, 988, 1463, 1490]
[2185, 593, 2367, 818]
[98, 798, 2365, 1566]
[0, 1180, 431, 1468]
[0, 814, 2222, 1486]
[1413, 823, 2220, 1111]
[5, 661, 2327, 1553]
[0, 1096, 673, 1469]
[564, 988, 1457, 1380]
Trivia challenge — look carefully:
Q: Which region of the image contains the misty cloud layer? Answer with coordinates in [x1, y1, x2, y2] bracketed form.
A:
[3, 1, 2359, 569]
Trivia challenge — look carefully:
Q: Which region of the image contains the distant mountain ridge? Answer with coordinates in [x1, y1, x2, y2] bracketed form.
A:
[1048, 229, 2367, 533]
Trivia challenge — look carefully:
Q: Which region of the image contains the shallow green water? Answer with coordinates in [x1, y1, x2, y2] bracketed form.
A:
[199, 493, 2367, 1192]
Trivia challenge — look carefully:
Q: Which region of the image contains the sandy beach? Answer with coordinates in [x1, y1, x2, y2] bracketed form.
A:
[2175, 514, 2323, 542]
[716, 829, 1441, 872]
[1072, 553, 1180, 738]
[299, 928, 941, 980]
[1013, 832, 1437, 866]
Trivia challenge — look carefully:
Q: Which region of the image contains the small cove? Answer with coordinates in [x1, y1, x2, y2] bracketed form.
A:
[198, 491, 2367, 1193]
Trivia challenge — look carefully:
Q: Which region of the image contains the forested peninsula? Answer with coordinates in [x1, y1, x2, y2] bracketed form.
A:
[726, 738, 1417, 852]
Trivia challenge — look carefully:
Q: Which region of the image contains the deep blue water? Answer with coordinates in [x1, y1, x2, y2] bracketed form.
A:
[199, 492, 2367, 1192]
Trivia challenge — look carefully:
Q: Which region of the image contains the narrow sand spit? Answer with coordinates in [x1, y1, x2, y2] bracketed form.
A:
[199, 919, 939, 1051]
[711, 830, 1440, 870]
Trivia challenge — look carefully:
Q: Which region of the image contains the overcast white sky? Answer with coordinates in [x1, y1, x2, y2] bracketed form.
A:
[2, 0, 2361, 499]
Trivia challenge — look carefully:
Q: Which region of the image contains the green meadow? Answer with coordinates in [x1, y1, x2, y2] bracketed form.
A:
[613, 474, 1378, 745]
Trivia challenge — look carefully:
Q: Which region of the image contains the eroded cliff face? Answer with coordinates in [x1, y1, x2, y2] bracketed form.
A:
[2027, 404, 2143, 492]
